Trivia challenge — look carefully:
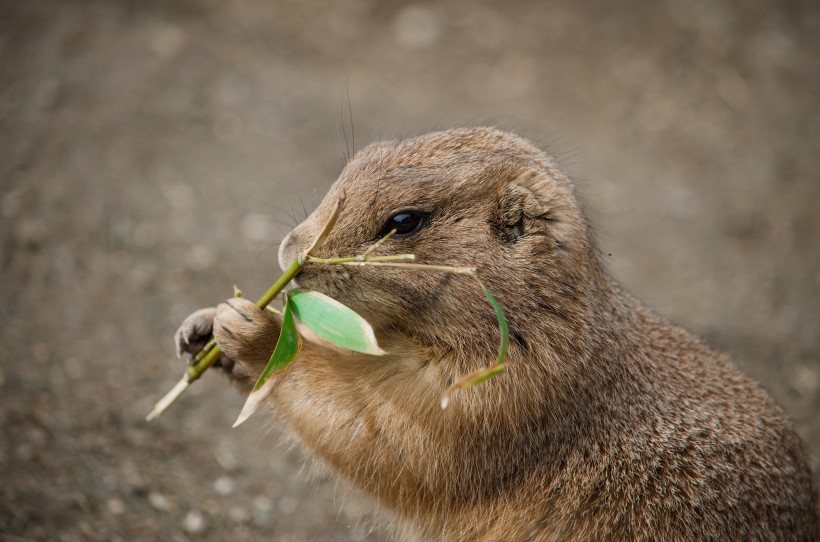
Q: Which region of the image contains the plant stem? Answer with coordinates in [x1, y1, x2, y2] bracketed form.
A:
[361, 229, 396, 258]
[340, 261, 477, 275]
[304, 254, 415, 265]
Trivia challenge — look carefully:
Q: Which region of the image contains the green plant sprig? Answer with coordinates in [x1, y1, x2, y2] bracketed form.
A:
[147, 196, 509, 423]
[146, 196, 348, 422]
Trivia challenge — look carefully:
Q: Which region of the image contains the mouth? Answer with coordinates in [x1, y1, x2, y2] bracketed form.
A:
[288, 268, 324, 294]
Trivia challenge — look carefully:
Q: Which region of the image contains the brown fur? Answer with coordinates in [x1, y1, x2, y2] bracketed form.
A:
[176, 127, 819, 541]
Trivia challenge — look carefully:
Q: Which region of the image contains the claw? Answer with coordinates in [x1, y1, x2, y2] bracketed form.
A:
[174, 330, 184, 358]
[174, 307, 217, 358]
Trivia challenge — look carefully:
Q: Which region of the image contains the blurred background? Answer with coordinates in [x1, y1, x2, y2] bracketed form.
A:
[1, 0, 818, 540]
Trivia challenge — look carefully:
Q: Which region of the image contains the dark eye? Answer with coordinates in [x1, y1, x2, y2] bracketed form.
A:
[381, 211, 427, 238]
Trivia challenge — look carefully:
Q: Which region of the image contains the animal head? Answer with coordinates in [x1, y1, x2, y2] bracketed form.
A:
[279, 127, 604, 362]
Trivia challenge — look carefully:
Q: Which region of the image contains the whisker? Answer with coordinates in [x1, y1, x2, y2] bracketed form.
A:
[251, 237, 285, 264]
[346, 80, 355, 158]
[336, 122, 349, 165]
[287, 202, 299, 225]
[298, 192, 309, 220]
[340, 95, 350, 163]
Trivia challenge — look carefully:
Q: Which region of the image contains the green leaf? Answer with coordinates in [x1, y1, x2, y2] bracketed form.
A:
[234, 298, 301, 427]
[254, 298, 301, 390]
[287, 289, 385, 355]
[478, 281, 509, 366]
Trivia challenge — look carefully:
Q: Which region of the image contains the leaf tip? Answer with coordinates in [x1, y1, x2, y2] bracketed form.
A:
[232, 411, 250, 428]
[363, 327, 386, 356]
[233, 398, 257, 428]
[234, 377, 277, 427]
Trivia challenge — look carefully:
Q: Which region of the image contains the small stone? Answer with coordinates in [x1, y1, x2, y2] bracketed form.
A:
[148, 491, 171, 512]
[790, 362, 819, 398]
[253, 495, 272, 512]
[107, 497, 126, 515]
[26, 426, 48, 446]
[213, 475, 236, 496]
[182, 509, 207, 534]
[214, 445, 239, 471]
[252, 495, 272, 527]
[228, 505, 249, 523]
[162, 181, 194, 211]
[151, 24, 186, 59]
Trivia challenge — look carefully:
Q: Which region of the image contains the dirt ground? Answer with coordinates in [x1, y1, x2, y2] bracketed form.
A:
[1, 0, 818, 540]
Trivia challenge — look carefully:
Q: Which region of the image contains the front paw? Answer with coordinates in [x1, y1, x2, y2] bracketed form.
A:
[175, 307, 217, 359]
[212, 298, 280, 386]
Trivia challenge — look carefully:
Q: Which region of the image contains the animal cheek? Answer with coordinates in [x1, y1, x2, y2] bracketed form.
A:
[290, 266, 330, 292]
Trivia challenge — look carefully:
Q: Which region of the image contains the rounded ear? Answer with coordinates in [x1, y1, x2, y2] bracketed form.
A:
[499, 183, 538, 241]
[499, 171, 554, 238]
[499, 169, 579, 248]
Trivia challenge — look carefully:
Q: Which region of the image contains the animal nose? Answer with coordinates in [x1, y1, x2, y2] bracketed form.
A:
[278, 231, 296, 272]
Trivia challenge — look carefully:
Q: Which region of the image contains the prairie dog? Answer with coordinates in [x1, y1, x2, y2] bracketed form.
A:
[175, 127, 819, 541]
